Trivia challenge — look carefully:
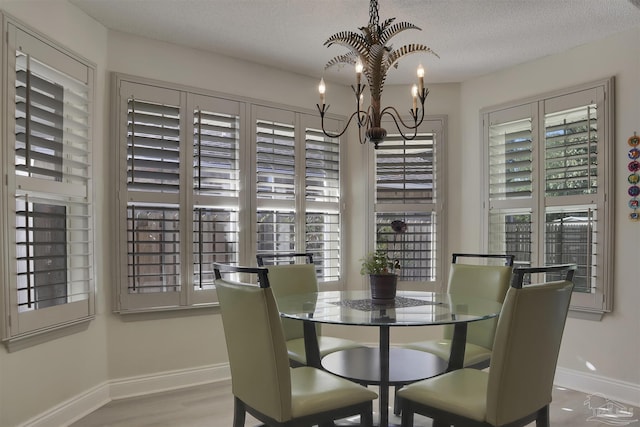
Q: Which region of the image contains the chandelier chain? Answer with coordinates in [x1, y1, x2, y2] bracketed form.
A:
[369, 0, 379, 27]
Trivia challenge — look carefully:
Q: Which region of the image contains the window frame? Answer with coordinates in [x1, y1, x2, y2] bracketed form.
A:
[113, 74, 344, 313]
[481, 77, 614, 316]
[1, 14, 96, 350]
[368, 116, 447, 289]
[251, 105, 344, 283]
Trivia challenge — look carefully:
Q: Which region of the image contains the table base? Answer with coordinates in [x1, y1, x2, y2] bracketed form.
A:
[322, 347, 447, 385]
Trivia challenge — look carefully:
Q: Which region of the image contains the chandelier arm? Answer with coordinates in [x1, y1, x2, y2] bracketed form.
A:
[317, 104, 367, 139]
[378, 106, 427, 142]
[380, 104, 425, 131]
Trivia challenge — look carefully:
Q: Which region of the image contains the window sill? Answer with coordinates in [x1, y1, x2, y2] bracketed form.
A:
[568, 308, 605, 321]
[3, 317, 93, 352]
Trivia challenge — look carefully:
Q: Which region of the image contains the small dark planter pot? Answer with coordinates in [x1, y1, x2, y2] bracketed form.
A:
[369, 274, 398, 303]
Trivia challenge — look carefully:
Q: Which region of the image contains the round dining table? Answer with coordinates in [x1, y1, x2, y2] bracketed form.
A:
[276, 290, 503, 427]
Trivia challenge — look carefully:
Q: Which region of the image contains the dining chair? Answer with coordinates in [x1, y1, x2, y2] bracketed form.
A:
[213, 263, 378, 427]
[396, 266, 575, 427]
[403, 253, 515, 369]
[511, 263, 577, 288]
[256, 252, 364, 367]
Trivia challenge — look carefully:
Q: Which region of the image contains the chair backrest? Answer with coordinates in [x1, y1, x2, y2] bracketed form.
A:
[258, 255, 320, 341]
[511, 263, 577, 288]
[256, 252, 314, 266]
[444, 253, 514, 349]
[486, 279, 574, 426]
[214, 264, 294, 422]
[452, 253, 515, 266]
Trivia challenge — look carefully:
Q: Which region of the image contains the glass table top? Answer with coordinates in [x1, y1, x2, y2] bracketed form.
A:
[276, 290, 502, 327]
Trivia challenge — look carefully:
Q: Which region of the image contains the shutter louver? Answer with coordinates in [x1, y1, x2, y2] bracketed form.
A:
[15, 53, 90, 185]
[193, 208, 238, 290]
[127, 99, 180, 193]
[194, 109, 239, 197]
[376, 134, 434, 204]
[256, 120, 295, 200]
[127, 206, 180, 293]
[305, 129, 339, 203]
[544, 207, 596, 293]
[488, 210, 532, 266]
[488, 118, 533, 200]
[256, 210, 296, 254]
[545, 105, 598, 197]
[375, 212, 436, 281]
[306, 212, 340, 281]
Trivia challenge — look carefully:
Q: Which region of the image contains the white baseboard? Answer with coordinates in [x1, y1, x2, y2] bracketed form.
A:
[555, 367, 640, 407]
[109, 363, 230, 400]
[17, 382, 111, 427]
[18, 363, 231, 427]
[18, 363, 638, 427]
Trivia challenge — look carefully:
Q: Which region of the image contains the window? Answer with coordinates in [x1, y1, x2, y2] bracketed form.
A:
[373, 118, 446, 284]
[114, 76, 342, 312]
[1, 19, 95, 348]
[254, 106, 342, 281]
[483, 78, 614, 314]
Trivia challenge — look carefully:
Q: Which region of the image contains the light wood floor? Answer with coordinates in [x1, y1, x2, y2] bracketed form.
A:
[70, 380, 639, 427]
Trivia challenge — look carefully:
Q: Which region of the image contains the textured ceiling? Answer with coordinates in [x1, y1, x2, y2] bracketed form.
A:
[70, 0, 640, 85]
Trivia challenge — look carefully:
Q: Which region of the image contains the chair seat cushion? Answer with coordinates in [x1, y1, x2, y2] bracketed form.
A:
[287, 336, 363, 365]
[403, 339, 492, 366]
[290, 367, 378, 418]
[398, 368, 489, 422]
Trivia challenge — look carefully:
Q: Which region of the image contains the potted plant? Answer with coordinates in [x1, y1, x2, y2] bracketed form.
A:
[360, 250, 400, 302]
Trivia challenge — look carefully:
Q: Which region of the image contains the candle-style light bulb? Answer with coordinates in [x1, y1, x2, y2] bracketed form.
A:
[417, 64, 425, 93]
[355, 58, 363, 86]
[319, 78, 326, 105]
[411, 84, 418, 110]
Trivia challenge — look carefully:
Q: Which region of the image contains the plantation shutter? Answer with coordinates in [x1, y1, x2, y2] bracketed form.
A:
[305, 125, 340, 281]
[542, 88, 603, 297]
[120, 82, 182, 310]
[374, 121, 444, 282]
[192, 99, 241, 297]
[486, 105, 536, 265]
[255, 107, 296, 256]
[8, 24, 94, 338]
[483, 81, 612, 313]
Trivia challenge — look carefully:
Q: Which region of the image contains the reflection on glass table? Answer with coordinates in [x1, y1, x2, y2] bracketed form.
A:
[277, 290, 503, 427]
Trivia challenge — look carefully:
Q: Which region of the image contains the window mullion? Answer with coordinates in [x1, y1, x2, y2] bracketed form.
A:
[294, 113, 305, 253]
[180, 91, 192, 306]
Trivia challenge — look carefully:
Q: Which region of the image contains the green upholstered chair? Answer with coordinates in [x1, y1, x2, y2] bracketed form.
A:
[403, 253, 515, 369]
[397, 264, 576, 427]
[214, 263, 377, 427]
[257, 253, 364, 367]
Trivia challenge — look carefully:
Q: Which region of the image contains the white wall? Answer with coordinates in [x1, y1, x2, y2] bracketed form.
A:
[459, 28, 640, 400]
[0, 1, 638, 426]
[0, 1, 109, 427]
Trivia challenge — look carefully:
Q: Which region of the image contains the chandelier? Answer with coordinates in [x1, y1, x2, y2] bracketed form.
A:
[316, 0, 439, 148]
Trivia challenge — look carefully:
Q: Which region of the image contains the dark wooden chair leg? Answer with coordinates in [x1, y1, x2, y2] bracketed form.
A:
[400, 400, 414, 427]
[536, 405, 550, 427]
[394, 385, 401, 416]
[361, 402, 373, 427]
[233, 397, 246, 427]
